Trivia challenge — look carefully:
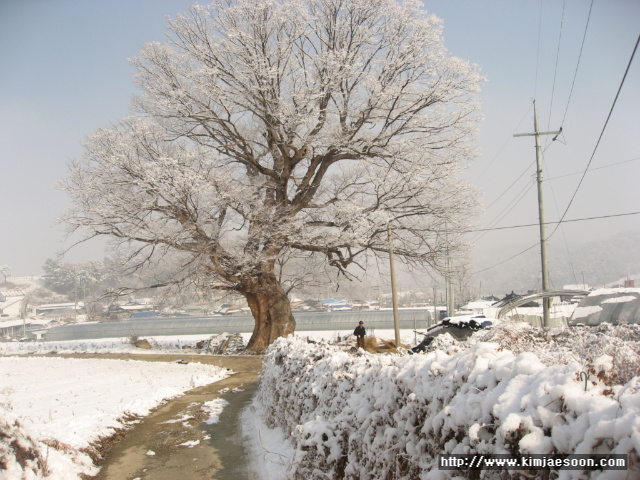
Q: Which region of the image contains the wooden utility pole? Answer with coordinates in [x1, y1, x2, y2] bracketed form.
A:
[387, 224, 401, 348]
[445, 243, 455, 318]
[432, 285, 437, 327]
[514, 100, 561, 327]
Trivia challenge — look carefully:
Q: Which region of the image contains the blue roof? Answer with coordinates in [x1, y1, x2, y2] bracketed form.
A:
[131, 311, 160, 318]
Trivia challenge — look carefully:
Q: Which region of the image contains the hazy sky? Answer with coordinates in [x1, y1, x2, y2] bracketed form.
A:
[1, 1, 638, 291]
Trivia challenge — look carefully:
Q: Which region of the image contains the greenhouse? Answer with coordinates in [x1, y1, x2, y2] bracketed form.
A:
[44, 309, 433, 341]
[569, 288, 640, 326]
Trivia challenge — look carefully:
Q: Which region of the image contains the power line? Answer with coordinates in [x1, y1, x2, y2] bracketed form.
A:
[545, 156, 640, 182]
[559, 0, 594, 128]
[472, 243, 539, 275]
[545, 0, 566, 138]
[474, 179, 535, 242]
[548, 34, 640, 241]
[467, 211, 640, 233]
[541, 0, 593, 287]
[484, 159, 535, 211]
[470, 211, 640, 276]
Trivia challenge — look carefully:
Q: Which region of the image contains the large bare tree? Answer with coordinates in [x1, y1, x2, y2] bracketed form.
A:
[63, 0, 483, 352]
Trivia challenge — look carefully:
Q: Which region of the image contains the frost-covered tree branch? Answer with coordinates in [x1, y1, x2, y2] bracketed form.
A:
[62, 0, 483, 352]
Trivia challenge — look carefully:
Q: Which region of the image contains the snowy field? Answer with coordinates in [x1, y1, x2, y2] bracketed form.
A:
[2, 324, 639, 479]
[0, 329, 411, 479]
[0, 354, 229, 479]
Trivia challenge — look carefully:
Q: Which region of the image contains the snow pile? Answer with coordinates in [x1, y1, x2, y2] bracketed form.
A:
[255, 335, 640, 479]
[0, 357, 228, 479]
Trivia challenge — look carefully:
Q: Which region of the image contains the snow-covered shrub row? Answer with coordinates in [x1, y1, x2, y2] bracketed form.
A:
[472, 323, 640, 385]
[256, 336, 640, 480]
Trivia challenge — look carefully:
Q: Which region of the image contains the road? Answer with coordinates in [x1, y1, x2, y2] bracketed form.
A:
[55, 354, 265, 480]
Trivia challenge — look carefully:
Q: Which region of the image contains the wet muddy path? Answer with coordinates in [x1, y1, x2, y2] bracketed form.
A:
[54, 354, 264, 480]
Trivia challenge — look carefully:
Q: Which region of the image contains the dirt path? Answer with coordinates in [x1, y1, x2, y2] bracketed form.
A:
[53, 354, 264, 480]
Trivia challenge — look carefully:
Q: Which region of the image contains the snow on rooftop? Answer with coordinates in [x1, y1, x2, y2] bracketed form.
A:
[589, 287, 640, 296]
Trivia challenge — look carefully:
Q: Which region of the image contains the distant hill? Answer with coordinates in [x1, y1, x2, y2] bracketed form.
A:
[472, 230, 640, 295]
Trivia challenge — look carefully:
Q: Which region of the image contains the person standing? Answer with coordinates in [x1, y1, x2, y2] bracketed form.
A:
[354, 321, 366, 349]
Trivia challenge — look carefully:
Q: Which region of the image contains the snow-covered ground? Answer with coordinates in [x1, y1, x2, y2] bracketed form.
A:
[2, 324, 639, 479]
[0, 329, 409, 479]
[0, 354, 229, 479]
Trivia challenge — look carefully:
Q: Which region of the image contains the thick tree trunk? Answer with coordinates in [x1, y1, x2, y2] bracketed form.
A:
[241, 273, 296, 354]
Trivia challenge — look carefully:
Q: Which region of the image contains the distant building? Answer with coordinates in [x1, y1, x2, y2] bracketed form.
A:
[462, 298, 497, 315]
[36, 302, 84, 316]
[118, 303, 155, 312]
[0, 318, 52, 340]
[321, 299, 352, 311]
[0, 289, 26, 317]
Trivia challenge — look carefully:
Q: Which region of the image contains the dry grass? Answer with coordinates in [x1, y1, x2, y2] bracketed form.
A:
[1, 417, 50, 476]
[354, 336, 411, 353]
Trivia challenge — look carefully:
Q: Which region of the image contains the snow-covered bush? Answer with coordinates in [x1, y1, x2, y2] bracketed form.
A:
[473, 323, 640, 385]
[256, 333, 640, 479]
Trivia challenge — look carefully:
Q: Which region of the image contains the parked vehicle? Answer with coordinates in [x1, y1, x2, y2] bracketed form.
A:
[409, 315, 496, 354]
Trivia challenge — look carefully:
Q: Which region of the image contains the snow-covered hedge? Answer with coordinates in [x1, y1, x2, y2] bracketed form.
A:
[474, 323, 640, 385]
[256, 330, 640, 479]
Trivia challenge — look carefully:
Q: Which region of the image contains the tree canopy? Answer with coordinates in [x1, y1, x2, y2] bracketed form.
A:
[63, 0, 483, 352]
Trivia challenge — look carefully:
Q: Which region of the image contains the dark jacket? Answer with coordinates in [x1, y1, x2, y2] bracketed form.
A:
[354, 325, 366, 338]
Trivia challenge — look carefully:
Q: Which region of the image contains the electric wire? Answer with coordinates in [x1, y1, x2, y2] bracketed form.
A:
[473, 179, 536, 242]
[543, 149, 579, 285]
[543, 0, 597, 284]
[471, 8, 636, 279]
[547, 34, 640, 241]
[473, 243, 539, 275]
[467, 211, 640, 233]
[545, 156, 640, 182]
[538, 0, 573, 286]
[469, 211, 640, 275]
[472, 113, 536, 243]
[485, 159, 536, 211]
[540, 0, 593, 155]
[559, 0, 594, 128]
[545, 0, 566, 141]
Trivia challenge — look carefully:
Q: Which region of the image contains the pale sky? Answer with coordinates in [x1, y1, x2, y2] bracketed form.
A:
[1, 1, 638, 291]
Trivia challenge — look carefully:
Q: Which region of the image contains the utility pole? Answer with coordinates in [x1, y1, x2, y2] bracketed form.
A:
[443, 225, 453, 319]
[432, 284, 437, 327]
[514, 100, 561, 327]
[387, 224, 401, 348]
[445, 242, 455, 318]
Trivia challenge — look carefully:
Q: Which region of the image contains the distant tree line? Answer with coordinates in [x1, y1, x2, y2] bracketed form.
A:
[42, 258, 119, 297]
